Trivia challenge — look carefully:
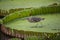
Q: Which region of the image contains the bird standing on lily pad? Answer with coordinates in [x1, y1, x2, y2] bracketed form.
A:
[27, 16, 45, 28]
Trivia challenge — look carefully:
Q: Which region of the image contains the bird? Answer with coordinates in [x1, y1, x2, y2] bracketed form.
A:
[26, 16, 45, 28]
[27, 16, 45, 23]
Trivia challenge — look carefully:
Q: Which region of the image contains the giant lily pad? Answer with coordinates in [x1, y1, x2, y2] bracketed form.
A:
[1, 6, 60, 40]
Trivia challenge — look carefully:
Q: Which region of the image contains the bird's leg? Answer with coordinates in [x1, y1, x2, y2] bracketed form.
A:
[35, 23, 38, 28]
[34, 22, 40, 28]
[31, 22, 43, 28]
[36, 22, 43, 28]
[39, 21, 43, 27]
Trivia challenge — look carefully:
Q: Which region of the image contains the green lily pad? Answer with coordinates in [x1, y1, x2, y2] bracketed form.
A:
[5, 13, 60, 33]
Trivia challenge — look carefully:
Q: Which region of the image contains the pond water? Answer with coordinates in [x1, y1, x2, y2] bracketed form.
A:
[5, 13, 60, 33]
